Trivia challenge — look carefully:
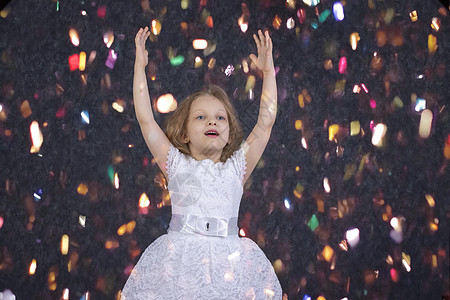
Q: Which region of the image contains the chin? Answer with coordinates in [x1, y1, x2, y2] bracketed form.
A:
[202, 140, 226, 151]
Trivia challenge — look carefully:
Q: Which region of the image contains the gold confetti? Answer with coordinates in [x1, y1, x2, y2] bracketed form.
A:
[273, 15, 282, 30]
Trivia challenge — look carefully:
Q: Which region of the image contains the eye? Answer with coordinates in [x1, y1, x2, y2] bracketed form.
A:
[196, 116, 204, 120]
[218, 116, 226, 120]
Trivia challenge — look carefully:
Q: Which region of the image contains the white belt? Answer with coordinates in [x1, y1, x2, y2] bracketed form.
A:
[169, 214, 238, 237]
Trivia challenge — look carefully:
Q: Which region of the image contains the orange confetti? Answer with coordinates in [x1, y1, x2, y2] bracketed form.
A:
[20, 100, 32, 118]
[273, 15, 282, 30]
[77, 183, 88, 195]
[206, 16, 213, 28]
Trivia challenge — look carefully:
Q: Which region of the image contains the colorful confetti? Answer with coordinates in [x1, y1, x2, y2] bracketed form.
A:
[0, 0, 448, 299]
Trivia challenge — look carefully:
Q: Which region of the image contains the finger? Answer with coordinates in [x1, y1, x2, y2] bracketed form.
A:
[135, 28, 142, 39]
[265, 30, 270, 44]
[138, 28, 145, 39]
[268, 37, 273, 52]
[258, 30, 265, 48]
[140, 28, 149, 42]
[249, 54, 257, 64]
[253, 34, 261, 52]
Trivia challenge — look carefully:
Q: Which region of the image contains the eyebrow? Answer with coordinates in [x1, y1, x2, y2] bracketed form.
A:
[193, 109, 226, 113]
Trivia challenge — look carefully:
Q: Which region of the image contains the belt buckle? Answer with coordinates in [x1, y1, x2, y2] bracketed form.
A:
[196, 217, 217, 236]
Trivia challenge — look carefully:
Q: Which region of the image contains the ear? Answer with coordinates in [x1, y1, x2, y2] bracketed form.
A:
[182, 133, 189, 143]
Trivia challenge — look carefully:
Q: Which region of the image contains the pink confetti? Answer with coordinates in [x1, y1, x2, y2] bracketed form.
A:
[338, 57, 347, 74]
[56, 107, 66, 118]
[97, 6, 106, 19]
[297, 9, 306, 24]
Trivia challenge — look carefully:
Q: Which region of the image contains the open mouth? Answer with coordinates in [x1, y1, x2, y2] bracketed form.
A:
[204, 130, 219, 137]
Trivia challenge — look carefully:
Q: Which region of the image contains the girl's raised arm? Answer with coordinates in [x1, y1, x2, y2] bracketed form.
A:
[241, 30, 277, 185]
[134, 27, 171, 181]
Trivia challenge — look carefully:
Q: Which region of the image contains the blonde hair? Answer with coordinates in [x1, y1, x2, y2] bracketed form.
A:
[165, 85, 243, 162]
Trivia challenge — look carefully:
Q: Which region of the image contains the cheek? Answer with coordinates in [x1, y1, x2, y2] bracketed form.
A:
[223, 126, 230, 138]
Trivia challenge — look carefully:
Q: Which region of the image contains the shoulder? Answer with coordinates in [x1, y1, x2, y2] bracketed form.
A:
[166, 143, 189, 178]
[228, 147, 247, 183]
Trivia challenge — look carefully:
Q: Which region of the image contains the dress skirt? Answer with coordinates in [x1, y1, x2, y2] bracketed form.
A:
[121, 230, 282, 300]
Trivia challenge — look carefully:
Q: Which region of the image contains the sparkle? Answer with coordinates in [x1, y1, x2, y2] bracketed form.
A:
[333, 2, 344, 21]
[69, 28, 80, 46]
[346, 228, 360, 247]
[193, 39, 208, 50]
[224, 64, 234, 76]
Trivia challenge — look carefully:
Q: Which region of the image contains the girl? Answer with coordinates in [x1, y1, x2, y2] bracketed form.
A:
[121, 26, 282, 299]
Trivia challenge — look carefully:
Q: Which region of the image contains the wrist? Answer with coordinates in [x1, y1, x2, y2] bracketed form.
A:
[263, 68, 275, 76]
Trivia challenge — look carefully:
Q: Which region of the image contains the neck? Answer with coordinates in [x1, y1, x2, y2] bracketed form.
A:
[189, 145, 223, 163]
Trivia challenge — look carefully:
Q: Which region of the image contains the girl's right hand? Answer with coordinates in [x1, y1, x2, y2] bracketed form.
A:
[135, 27, 150, 68]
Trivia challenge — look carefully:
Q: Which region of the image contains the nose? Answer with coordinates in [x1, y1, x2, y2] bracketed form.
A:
[208, 120, 216, 125]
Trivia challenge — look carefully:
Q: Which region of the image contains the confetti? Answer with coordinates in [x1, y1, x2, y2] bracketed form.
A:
[68, 53, 79, 71]
[346, 228, 360, 248]
[1, 1, 448, 298]
[428, 34, 437, 54]
[302, 0, 320, 7]
[29, 259, 37, 275]
[349, 32, 360, 50]
[418, 109, 433, 139]
[338, 56, 347, 74]
[103, 31, 114, 48]
[273, 15, 282, 30]
[156, 94, 177, 113]
[238, 3, 250, 33]
[29, 121, 43, 153]
[170, 55, 185, 66]
[69, 28, 80, 46]
[105, 49, 118, 69]
[193, 39, 208, 50]
[286, 17, 295, 29]
[332, 2, 344, 21]
[371, 123, 387, 147]
[61, 234, 69, 255]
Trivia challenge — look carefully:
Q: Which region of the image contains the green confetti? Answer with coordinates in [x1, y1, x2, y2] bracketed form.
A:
[56, 1, 59, 11]
[307, 214, 319, 231]
[343, 163, 356, 181]
[319, 9, 331, 23]
[170, 55, 185, 66]
[108, 165, 114, 185]
[392, 96, 404, 109]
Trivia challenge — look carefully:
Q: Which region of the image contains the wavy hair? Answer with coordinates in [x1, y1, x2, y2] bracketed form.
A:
[164, 85, 243, 162]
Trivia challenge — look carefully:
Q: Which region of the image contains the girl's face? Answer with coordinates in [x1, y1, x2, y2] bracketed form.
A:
[184, 95, 230, 155]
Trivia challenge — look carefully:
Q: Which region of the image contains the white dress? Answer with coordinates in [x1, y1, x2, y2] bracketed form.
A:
[121, 144, 282, 299]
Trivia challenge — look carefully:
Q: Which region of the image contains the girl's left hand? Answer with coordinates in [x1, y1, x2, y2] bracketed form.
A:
[250, 30, 274, 73]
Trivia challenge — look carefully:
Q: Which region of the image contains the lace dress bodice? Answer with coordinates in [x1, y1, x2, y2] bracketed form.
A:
[166, 144, 247, 219]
